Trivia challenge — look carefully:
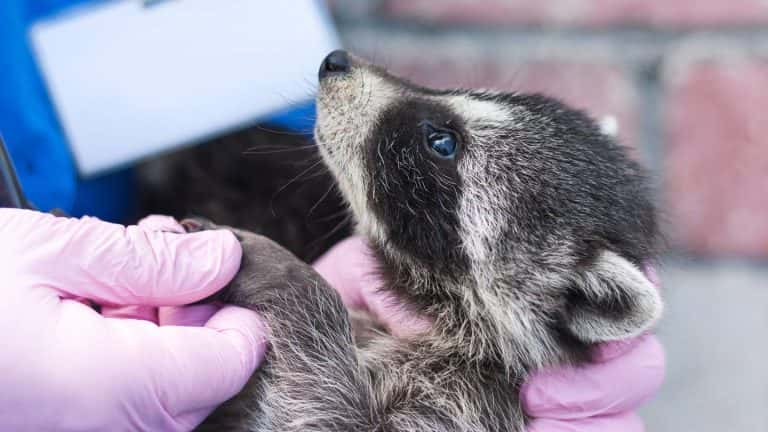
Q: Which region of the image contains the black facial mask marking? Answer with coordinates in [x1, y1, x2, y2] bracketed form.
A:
[365, 98, 467, 272]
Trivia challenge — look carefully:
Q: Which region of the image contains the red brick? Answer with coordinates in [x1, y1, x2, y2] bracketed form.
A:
[665, 59, 768, 256]
[383, 0, 768, 27]
[382, 57, 639, 151]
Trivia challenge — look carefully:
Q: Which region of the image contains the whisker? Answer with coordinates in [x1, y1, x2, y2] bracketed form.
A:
[253, 124, 314, 136]
[307, 182, 338, 218]
[308, 212, 353, 251]
[270, 159, 327, 212]
[243, 145, 319, 156]
[311, 207, 350, 223]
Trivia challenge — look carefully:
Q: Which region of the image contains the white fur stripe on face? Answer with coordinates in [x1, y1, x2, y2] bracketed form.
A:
[447, 93, 513, 264]
[446, 95, 512, 127]
[315, 68, 400, 243]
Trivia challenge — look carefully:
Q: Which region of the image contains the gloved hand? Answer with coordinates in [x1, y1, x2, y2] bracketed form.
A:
[314, 236, 665, 432]
[0, 209, 267, 432]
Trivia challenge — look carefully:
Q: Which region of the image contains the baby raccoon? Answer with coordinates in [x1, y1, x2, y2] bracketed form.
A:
[194, 50, 663, 432]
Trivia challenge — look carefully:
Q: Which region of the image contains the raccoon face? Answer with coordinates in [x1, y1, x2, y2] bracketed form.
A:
[314, 51, 501, 271]
[315, 50, 661, 352]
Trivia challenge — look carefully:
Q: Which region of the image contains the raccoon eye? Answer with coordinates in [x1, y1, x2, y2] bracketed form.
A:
[422, 123, 458, 159]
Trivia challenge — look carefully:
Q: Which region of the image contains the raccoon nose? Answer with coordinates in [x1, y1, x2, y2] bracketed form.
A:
[319, 50, 350, 79]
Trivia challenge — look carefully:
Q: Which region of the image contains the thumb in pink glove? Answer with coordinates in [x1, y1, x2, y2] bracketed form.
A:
[313, 236, 665, 432]
[0, 209, 267, 431]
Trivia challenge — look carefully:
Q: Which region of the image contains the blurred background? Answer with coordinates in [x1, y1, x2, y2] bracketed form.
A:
[2, 1, 767, 431]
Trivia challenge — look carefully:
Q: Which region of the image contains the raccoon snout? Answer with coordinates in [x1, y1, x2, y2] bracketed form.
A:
[319, 49, 351, 80]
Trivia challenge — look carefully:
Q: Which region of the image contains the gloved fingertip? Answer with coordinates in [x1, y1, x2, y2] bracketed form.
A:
[312, 236, 370, 274]
[633, 334, 666, 396]
[206, 306, 269, 373]
[643, 265, 660, 289]
[312, 236, 378, 308]
[167, 229, 242, 301]
[192, 229, 243, 276]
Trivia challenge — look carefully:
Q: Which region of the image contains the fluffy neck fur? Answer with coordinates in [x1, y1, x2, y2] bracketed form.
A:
[371, 239, 591, 376]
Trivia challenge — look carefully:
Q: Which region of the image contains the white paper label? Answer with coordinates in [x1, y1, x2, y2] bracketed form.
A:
[31, 0, 340, 175]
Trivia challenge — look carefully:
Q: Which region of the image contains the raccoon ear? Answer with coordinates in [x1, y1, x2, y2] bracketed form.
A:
[567, 250, 662, 343]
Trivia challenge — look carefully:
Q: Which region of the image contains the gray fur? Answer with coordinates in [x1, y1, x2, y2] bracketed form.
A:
[195, 52, 662, 432]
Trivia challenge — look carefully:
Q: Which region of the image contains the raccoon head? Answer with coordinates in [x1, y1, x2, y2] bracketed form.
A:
[315, 50, 662, 367]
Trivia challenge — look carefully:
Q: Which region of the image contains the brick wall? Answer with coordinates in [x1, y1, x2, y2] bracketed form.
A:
[328, 0, 768, 258]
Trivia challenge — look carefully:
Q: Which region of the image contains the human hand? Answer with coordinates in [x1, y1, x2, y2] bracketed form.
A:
[313, 236, 665, 432]
[0, 210, 267, 432]
[313, 237, 432, 338]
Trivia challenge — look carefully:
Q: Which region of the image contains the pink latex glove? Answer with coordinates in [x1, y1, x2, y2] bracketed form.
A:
[314, 236, 665, 432]
[0, 209, 267, 432]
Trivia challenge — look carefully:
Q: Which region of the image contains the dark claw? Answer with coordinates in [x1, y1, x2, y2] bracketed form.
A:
[181, 217, 216, 233]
